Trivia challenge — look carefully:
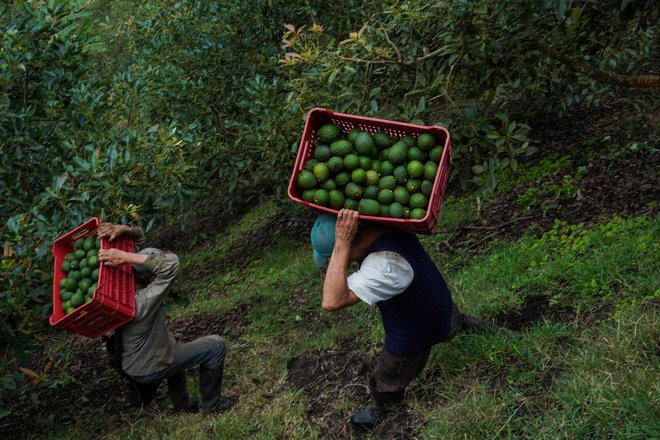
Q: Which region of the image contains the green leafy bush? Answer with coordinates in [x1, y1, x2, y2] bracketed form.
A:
[0, 0, 197, 411]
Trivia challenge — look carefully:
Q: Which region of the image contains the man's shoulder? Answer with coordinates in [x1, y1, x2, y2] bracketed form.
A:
[361, 250, 411, 272]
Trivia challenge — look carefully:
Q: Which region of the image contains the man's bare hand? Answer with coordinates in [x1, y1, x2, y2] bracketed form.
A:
[335, 209, 359, 246]
[98, 248, 130, 267]
[97, 222, 128, 242]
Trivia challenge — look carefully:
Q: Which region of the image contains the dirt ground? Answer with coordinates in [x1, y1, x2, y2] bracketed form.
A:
[286, 339, 428, 440]
[2, 97, 658, 439]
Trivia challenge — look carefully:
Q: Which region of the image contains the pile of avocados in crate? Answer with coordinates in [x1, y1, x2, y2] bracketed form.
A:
[57, 236, 101, 315]
[295, 124, 442, 220]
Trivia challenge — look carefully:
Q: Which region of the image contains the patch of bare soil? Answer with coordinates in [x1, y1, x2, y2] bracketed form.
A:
[178, 203, 313, 254]
[530, 93, 658, 158]
[492, 295, 573, 331]
[491, 293, 614, 332]
[169, 303, 252, 341]
[446, 139, 659, 253]
[286, 341, 426, 439]
[0, 336, 140, 440]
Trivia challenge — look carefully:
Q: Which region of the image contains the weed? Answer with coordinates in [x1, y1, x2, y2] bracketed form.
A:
[496, 155, 573, 194]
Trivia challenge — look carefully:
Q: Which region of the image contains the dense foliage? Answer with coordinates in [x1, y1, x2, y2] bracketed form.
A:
[0, 0, 656, 417]
[281, 0, 658, 188]
[0, 0, 199, 407]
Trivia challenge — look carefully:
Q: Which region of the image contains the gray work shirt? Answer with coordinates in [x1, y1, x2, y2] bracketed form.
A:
[121, 255, 178, 376]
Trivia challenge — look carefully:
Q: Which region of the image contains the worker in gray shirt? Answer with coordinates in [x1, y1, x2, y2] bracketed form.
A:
[98, 223, 233, 413]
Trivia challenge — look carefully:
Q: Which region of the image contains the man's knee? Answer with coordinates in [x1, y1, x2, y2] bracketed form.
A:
[370, 351, 405, 393]
[207, 334, 225, 347]
[203, 335, 226, 367]
[370, 348, 430, 394]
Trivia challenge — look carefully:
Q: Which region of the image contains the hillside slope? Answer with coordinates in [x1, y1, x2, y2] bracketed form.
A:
[2, 100, 658, 439]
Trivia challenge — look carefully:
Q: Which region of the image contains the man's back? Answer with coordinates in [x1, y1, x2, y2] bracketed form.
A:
[121, 254, 178, 377]
[361, 231, 454, 356]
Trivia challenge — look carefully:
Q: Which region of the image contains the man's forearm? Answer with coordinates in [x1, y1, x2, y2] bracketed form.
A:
[322, 242, 351, 311]
[125, 251, 149, 266]
[122, 225, 146, 244]
[98, 248, 148, 267]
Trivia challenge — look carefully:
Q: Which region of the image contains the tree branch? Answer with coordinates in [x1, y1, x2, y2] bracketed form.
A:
[340, 44, 455, 66]
[339, 56, 397, 65]
[537, 41, 660, 88]
[412, 45, 454, 64]
[381, 27, 401, 63]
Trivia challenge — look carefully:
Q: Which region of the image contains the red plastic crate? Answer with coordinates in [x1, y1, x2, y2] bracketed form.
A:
[287, 108, 452, 234]
[50, 218, 135, 338]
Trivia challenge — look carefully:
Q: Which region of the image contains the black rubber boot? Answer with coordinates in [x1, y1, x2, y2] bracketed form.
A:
[199, 365, 235, 413]
[167, 371, 201, 413]
[167, 371, 191, 412]
[129, 379, 162, 408]
[462, 314, 518, 338]
[350, 385, 404, 429]
[350, 405, 386, 429]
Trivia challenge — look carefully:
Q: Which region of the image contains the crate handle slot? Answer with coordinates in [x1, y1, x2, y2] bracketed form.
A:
[71, 229, 91, 241]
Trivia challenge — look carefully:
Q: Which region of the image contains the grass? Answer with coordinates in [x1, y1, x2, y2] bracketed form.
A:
[415, 306, 659, 439]
[442, 216, 659, 317]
